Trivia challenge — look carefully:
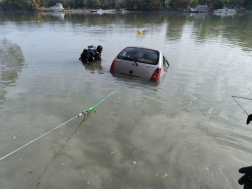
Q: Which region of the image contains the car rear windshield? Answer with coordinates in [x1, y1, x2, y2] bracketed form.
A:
[117, 47, 159, 65]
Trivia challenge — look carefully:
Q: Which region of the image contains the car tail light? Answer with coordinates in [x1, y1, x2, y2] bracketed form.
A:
[151, 68, 161, 80]
[110, 60, 115, 72]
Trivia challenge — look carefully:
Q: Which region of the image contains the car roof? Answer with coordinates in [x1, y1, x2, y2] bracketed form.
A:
[123, 46, 162, 54]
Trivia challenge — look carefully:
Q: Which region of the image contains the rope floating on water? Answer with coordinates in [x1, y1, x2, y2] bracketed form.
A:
[28, 113, 91, 189]
[232, 96, 252, 101]
[0, 116, 77, 161]
[232, 96, 249, 116]
[0, 87, 119, 161]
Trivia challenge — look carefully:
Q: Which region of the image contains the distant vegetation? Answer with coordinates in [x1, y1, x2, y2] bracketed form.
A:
[0, 0, 252, 11]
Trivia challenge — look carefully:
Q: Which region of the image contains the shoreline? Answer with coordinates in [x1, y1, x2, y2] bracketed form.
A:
[0, 8, 250, 14]
[0, 8, 182, 14]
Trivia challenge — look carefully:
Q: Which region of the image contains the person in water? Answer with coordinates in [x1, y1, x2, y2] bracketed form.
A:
[238, 114, 252, 189]
[239, 166, 252, 189]
[80, 45, 103, 64]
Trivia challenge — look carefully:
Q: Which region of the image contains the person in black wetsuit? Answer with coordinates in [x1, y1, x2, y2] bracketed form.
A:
[80, 45, 103, 64]
[239, 166, 252, 189]
[238, 114, 252, 189]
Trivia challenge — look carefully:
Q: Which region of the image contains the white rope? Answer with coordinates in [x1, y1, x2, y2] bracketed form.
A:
[0, 116, 78, 161]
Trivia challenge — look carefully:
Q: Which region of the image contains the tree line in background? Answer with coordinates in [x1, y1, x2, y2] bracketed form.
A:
[0, 0, 251, 10]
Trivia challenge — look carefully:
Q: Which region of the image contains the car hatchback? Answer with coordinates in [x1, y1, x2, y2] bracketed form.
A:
[110, 47, 169, 80]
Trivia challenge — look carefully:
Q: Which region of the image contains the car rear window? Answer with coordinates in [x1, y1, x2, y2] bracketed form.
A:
[117, 47, 159, 65]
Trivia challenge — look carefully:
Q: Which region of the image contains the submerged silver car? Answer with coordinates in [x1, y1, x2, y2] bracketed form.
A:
[110, 47, 169, 80]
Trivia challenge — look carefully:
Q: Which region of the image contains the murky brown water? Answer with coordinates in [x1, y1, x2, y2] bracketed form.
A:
[1, 12, 252, 189]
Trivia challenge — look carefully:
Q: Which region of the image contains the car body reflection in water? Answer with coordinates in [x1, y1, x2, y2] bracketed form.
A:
[0, 38, 25, 108]
[80, 59, 104, 74]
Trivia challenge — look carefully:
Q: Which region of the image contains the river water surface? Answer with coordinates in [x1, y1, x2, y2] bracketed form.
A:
[1, 12, 252, 189]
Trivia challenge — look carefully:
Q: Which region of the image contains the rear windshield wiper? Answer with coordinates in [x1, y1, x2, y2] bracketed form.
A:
[122, 57, 138, 66]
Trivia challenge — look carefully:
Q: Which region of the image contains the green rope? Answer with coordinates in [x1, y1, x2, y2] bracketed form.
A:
[86, 87, 119, 112]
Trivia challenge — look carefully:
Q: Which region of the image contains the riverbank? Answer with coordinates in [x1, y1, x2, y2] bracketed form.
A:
[0, 8, 114, 13]
[0, 7, 182, 14]
[1, 8, 250, 14]
[39, 9, 118, 13]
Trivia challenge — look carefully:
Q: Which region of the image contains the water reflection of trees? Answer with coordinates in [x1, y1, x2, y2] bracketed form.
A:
[220, 13, 252, 52]
[165, 14, 187, 41]
[0, 12, 164, 26]
[164, 13, 252, 51]
[190, 14, 252, 51]
[0, 39, 25, 106]
[1, 13, 252, 51]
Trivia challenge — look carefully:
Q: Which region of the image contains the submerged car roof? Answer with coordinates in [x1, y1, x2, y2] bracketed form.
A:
[122, 46, 162, 54]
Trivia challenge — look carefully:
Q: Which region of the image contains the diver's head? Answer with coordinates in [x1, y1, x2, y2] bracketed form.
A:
[97, 45, 103, 53]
